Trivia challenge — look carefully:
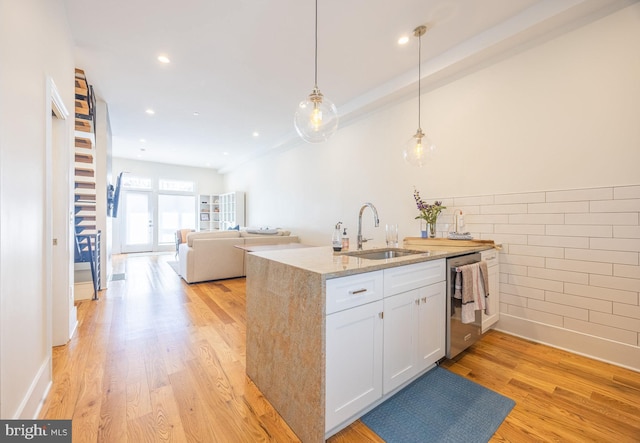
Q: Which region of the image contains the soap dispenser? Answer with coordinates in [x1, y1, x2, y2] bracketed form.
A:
[341, 227, 349, 251]
[332, 222, 343, 251]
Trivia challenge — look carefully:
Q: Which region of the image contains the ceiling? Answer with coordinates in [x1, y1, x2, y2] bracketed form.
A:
[62, 0, 632, 173]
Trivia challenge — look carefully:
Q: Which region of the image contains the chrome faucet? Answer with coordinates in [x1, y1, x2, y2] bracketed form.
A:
[357, 202, 380, 250]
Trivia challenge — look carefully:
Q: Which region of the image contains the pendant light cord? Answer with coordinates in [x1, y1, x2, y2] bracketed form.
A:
[417, 31, 422, 130]
[314, 0, 318, 89]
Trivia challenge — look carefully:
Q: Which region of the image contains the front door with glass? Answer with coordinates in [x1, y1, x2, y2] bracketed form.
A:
[121, 190, 153, 253]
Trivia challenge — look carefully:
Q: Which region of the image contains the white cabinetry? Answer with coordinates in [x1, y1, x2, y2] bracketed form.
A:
[383, 261, 446, 394]
[325, 271, 383, 432]
[219, 191, 245, 230]
[481, 249, 500, 333]
[198, 194, 220, 231]
[325, 259, 446, 434]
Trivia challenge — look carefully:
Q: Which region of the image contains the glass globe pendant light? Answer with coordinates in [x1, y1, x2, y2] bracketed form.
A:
[294, 0, 338, 143]
[402, 25, 434, 167]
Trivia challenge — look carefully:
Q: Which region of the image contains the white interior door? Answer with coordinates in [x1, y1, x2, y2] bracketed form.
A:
[121, 190, 153, 253]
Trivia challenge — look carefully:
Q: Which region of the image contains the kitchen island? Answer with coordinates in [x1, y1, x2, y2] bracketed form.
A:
[245, 242, 493, 442]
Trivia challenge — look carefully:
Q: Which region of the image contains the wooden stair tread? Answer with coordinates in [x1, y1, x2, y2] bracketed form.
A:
[75, 99, 89, 111]
[75, 120, 92, 132]
[75, 231, 98, 237]
[75, 215, 97, 221]
[75, 78, 88, 89]
[75, 204, 96, 211]
[76, 225, 97, 231]
[75, 193, 97, 201]
[75, 168, 95, 178]
[75, 153, 93, 164]
[74, 197, 95, 204]
[75, 181, 96, 189]
[75, 137, 93, 149]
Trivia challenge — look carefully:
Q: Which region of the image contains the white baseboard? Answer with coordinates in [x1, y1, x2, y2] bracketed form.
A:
[13, 356, 52, 419]
[496, 314, 640, 372]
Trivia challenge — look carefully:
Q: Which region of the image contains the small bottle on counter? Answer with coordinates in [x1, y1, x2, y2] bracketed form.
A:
[332, 222, 343, 251]
[341, 228, 349, 250]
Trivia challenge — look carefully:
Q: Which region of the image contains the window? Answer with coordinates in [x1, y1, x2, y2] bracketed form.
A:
[121, 175, 152, 190]
[157, 194, 196, 244]
[159, 179, 194, 193]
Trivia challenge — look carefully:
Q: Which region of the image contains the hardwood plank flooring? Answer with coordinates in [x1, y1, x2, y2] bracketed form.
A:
[40, 253, 640, 442]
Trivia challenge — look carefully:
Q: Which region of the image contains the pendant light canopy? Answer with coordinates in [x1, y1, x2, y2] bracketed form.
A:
[294, 0, 338, 143]
[402, 25, 434, 167]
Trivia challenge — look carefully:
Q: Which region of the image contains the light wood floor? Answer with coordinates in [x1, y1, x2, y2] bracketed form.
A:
[40, 253, 640, 442]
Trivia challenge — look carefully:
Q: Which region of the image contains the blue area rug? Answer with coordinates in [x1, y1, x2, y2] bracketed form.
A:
[361, 367, 515, 443]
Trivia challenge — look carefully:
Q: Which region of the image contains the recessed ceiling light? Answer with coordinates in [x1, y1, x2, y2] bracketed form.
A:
[145, 109, 155, 115]
[157, 55, 170, 64]
[223, 152, 229, 156]
[398, 35, 409, 45]
[193, 111, 200, 116]
[252, 131, 259, 137]
[139, 138, 147, 143]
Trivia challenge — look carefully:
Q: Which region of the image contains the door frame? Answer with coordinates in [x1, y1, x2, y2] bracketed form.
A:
[49, 78, 77, 347]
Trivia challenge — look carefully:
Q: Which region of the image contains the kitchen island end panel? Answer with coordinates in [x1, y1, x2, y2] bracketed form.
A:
[245, 253, 326, 443]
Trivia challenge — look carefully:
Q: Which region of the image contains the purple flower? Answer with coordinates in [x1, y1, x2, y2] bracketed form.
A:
[413, 188, 446, 223]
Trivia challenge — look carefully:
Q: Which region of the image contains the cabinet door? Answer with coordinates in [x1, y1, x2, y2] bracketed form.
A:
[481, 250, 500, 332]
[417, 281, 446, 370]
[326, 300, 383, 433]
[383, 289, 420, 394]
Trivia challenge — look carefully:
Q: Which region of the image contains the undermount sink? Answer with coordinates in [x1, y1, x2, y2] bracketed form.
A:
[342, 247, 428, 260]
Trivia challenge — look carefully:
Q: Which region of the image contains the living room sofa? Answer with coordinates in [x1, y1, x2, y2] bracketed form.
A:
[178, 229, 299, 283]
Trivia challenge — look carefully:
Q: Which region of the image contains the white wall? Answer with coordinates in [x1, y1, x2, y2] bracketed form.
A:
[226, 4, 640, 369]
[227, 4, 640, 242]
[0, 0, 75, 418]
[110, 157, 224, 253]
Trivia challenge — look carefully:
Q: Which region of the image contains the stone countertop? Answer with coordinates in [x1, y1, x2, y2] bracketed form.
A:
[248, 242, 494, 280]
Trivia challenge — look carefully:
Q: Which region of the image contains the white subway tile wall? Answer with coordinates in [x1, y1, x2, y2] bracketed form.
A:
[437, 185, 640, 349]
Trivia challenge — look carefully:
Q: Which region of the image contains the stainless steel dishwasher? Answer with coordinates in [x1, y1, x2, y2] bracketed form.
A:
[446, 252, 483, 359]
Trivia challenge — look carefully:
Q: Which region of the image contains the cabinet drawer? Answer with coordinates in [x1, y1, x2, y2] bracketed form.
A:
[481, 249, 498, 266]
[326, 271, 383, 315]
[383, 259, 445, 297]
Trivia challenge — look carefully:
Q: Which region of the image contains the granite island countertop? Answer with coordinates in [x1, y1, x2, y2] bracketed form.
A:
[247, 241, 494, 280]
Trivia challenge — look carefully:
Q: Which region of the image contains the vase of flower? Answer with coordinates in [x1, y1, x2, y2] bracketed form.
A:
[428, 222, 436, 238]
[413, 188, 446, 239]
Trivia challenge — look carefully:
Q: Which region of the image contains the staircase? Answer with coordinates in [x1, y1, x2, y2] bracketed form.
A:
[74, 68, 100, 300]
